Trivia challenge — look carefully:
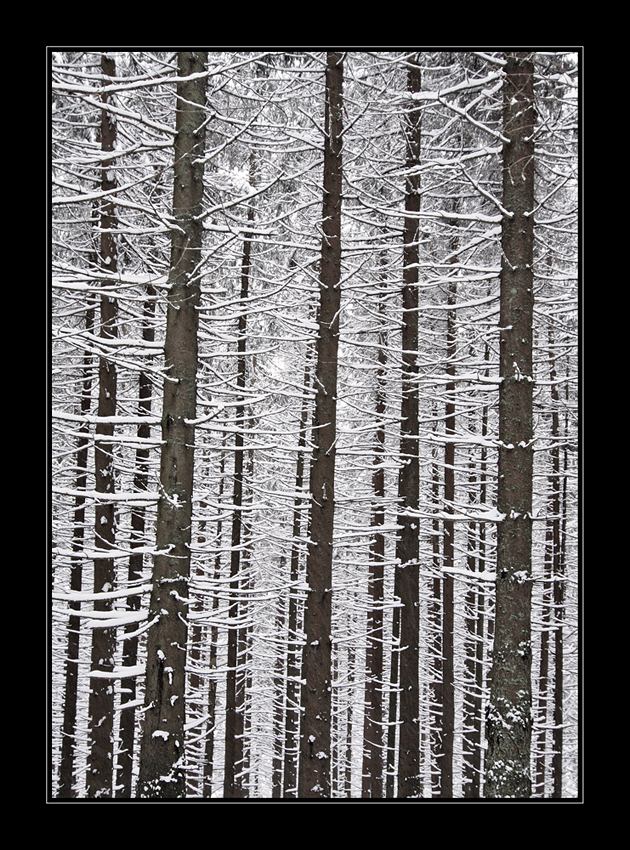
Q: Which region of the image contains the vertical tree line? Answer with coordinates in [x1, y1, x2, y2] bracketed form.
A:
[298, 50, 344, 799]
[137, 51, 208, 798]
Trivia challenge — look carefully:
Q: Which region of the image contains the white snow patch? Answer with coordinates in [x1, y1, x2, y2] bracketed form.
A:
[152, 730, 169, 740]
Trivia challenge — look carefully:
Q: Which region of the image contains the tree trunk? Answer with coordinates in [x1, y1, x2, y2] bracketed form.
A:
[58, 291, 95, 797]
[344, 644, 355, 796]
[429, 418, 443, 796]
[385, 606, 400, 798]
[283, 353, 314, 797]
[394, 53, 422, 799]
[297, 51, 344, 799]
[137, 51, 208, 799]
[551, 347, 567, 798]
[239, 443, 256, 795]
[272, 583, 286, 797]
[485, 51, 535, 799]
[86, 53, 119, 799]
[223, 157, 256, 799]
[462, 453, 479, 794]
[534, 510, 553, 795]
[203, 435, 228, 798]
[361, 307, 386, 799]
[463, 369, 489, 797]
[534, 328, 560, 796]
[117, 286, 156, 797]
[440, 275, 457, 797]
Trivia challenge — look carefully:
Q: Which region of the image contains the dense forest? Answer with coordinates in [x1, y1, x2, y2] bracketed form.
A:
[50, 49, 579, 800]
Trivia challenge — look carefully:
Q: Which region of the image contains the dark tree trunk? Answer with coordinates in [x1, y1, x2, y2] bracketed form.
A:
[385, 606, 400, 798]
[462, 454, 479, 794]
[58, 291, 95, 797]
[86, 53, 119, 799]
[137, 51, 208, 799]
[534, 511, 553, 795]
[440, 275, 457, 798]
[224, 160, 256, 799]
[117, 287, 156, 798]
[186, 477, 210, 798]
[239, 444, 256, 795]
[463, 367, 489, 797]
[203, 436, 228, 798]
[394, 53, 422, 799]
[534, 329, 561, 797]
[429, 417, 443, 795]
[185, 434, 216, 796]
[297, 51, 344, 799]
[361, 306, 386, 799]
[332, 652, 341, 795]
[551, 348, 567, 798]
[344, 644, 355, 796]
[272, 583, 287, 798]
[475, 347, 491, 795]
[283, 353, 314, 797]
[485, 51, 535, 799]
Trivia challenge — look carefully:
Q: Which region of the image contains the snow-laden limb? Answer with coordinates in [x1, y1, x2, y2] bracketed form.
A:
[52, 485, 160, 504]
[89, 665, 145, 679]
[52, 583, 153, 601]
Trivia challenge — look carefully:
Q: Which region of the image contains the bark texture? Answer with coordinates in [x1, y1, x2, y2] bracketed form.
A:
[223, 156, 256, 799]
[283, 354, 313, 796]
[297, 51, 343, 799]
[137, 51, 208, 799]
[202, 441, 228, 797]
[462, 363, 489, 797]
[86, 53, 119, 799]
[440, 274, 457, 798]
[58, 292, 95, 797]
[117, 287, 156, 797]
[394, 53, 422, 799]
[362, 306, 386, 798]
[485, 51, 535, 799]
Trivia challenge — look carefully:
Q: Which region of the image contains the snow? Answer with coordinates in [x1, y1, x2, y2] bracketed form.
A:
[89, 665, 144, 679]
[53, 584, 153, 603]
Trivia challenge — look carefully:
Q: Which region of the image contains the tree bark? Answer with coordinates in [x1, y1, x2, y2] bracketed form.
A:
[463, 363, 489, 797]
[272, 584, 286, 798]
[86, 53, 119, 799]
[202, 435, 228, 798]
[534, 506, 553, 795]
[385, 606, 400, 798]
[429, 416, 443, 795]
[283, 353, 313, 797]
[297, 51, 344, 799]
[58, 291, 95, 797]
[116, 287, 156, 797]
[361, 304, 386, 799]
[440, 276, 457, 798]
[344, 644, 355, 796]
[239, 443, 256, 795]
[551, 351, 568, 798]
[137, 51, 208, 799]
[394, 53, 422, 799]
[485, 51, 535, 799]
[534, 328, 559, 796]
[223, 158, 256, 799]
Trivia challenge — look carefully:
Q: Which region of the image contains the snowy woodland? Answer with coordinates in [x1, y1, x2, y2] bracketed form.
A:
[50, 50, 579, 800]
